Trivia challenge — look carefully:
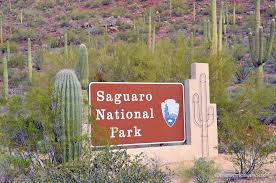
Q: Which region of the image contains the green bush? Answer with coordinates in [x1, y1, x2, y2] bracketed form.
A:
[46, 37, 60, 48]
[30, 148, 172, 182]
[8, 53, 26, 68]
[12, 28, 36, 41]
[192, 158, 218, 183]
[220, 86, 276, 175]
[0, 41, 18, 53]
[70, 9, 94, 20]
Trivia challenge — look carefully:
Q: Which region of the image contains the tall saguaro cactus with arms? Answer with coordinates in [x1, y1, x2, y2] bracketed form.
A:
[53, 69, 83, 163]
[248, 0, 275, 86]
[193, 74, 214, 157]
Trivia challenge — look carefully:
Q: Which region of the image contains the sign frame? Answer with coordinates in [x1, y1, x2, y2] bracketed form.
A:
[89, 82, 186, 147]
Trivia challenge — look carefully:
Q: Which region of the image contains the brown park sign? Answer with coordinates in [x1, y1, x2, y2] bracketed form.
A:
[89, 82, 185, 146]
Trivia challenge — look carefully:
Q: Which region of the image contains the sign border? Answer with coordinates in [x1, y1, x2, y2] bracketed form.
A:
[89, 82, 186, 147]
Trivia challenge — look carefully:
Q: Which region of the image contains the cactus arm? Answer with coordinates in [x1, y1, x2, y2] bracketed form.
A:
[255, 0, 260, 61]
[204, 20, 208, 42]
[218, 0, 224, 52]
[79, 44, 89, 89]
[264, 19, 275, 63]
[0, 17, 3, 44]
[248, 30, 258, 67]
[259, 26, 263, 65]
[20, 10, 23, 24]
[211, 0, 218, 54]
[193, 94, 203, 127]
[152, 25, 156, 53]
[3, 56, 8, 98]
[193, 1, 196, 22]
[7, 40, 10, 62]
[148, 8, 152, 50]
[28, 38, 32, 81]
[169, 0, 172, 17]
[207, 107, 214, 127]
[64, 33, 68, 59]
[255, 0, 261, 34]
[233, 0, 236, 25]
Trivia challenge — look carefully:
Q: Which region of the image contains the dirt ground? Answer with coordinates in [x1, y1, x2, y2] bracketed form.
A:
[168, 154, 276, 183]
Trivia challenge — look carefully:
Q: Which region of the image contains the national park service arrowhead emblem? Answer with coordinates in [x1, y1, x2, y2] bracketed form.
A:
[161, 99, 179, 127]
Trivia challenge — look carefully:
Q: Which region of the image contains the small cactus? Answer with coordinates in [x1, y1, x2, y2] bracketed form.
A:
[79, 44, 89, 89]
[28, 38, 32, 81]
[203, 20, 211, 48]
[193, 1, 196, 22]
[148, 8, 152, 50]
[3, 56, 8, 98]
[20, 10, 23, 24]
[0, 17, 3, 44]
[7, 40, 10, 62]
[218, 0, 224, 52]
[53, 69, 82, 163]
[64, 33, 68, 59]
[233, 0, 236, 25]
[211, 0, 218, 54]
[152, 25, 156, 53]
[169, 0, 172, 17]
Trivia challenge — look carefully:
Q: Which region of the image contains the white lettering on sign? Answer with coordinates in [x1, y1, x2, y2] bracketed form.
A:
[110, 126, 142, 138]
[96, 91, 153, 105]
[96, 108, 154, 120]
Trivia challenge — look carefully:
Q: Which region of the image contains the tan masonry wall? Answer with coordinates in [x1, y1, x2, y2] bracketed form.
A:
[127, 63, 218, 163]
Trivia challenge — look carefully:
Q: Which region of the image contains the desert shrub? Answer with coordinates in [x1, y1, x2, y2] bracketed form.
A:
[0, 41, 18, 53]
[112, 7, 124, 18]
[220, 86, 276, 175]
[172, 7, 187, 17]
[12, 28, 36, 41]
[30, 148, 172, 182]
[178, 158, 218, 183]
[70, 9, 94, 20]
[8, 53, 26, 68]
[232, 44, 247, 61]
[0, 89, 171, 182]
[46, 37, 61, 48]
[35, 0, 55, 11]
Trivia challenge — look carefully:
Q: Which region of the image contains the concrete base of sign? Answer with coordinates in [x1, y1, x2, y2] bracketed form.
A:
[127, 144, 218, 164]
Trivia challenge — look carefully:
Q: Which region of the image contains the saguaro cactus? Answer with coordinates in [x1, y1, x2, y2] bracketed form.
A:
[20, 10, 23, 24]
[193, 74, 214, 157]
[248, 20, 275, 86]
[3, 56, 8, 98]
[211, 0, 218, 54]
[28, 38, 32, 81]
[152, 25, 156, 53]
[233, 0, 236, 25]
[7, 40, 10, 62]
[148, 8, 152, 50]
[218, 0, 224, 52]
[53, 69, 82, 163]
[169, 0, 172, 17]
[64, 33, 68, 59]
[203, 20, 211, 47]
[248, 0, 275, 86]
[193, 1, 196, 22]
[0, 17, 3, 44]
[79, 44, 89, 89]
